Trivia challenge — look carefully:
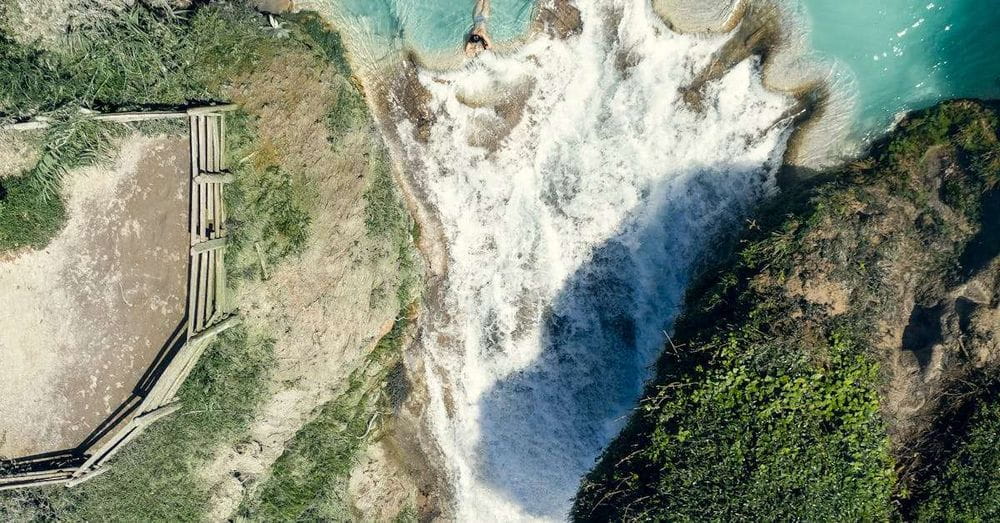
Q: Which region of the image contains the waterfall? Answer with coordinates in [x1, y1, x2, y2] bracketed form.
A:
[317, 0, 794, 519]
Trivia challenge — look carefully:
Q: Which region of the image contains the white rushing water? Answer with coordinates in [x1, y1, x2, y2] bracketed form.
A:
[325, 0, 795, 519]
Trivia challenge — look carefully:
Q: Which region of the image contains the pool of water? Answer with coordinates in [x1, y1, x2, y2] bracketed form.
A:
[327, 0, 536, 62]
[797, 0, 1000, 139]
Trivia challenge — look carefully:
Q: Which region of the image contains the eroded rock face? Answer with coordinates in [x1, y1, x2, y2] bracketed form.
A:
[775, 112, 1000, 471]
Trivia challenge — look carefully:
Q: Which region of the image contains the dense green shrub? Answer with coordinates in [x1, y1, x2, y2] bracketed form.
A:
[574, 101, 1000, 521]
[916, 395, 1000, 521]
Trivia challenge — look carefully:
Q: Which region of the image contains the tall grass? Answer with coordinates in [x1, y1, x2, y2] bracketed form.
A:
[0, 4, 273, 254]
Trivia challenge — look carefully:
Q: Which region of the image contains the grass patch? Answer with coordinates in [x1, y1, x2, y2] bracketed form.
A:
[0, 175, 65, 252]
[236, 133, 420, 520]
[0, 4, 272, 117]
[237, 310, 415, 522]
[223, 109, 315, 283]
[0, 3, 277, 253]
[0, 117, 123, 253]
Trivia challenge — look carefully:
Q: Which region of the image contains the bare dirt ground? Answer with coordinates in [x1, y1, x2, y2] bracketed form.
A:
[0, 134, 189, 459]
[196, 49, 407, 520]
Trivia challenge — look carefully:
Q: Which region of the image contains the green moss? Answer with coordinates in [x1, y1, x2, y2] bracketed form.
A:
[237, 311, 415, 522]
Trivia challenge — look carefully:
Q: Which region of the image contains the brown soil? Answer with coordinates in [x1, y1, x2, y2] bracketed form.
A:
[0, 134, 189, 459]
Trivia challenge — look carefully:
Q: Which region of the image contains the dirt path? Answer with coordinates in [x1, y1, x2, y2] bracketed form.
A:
[0, 134, 189, 459]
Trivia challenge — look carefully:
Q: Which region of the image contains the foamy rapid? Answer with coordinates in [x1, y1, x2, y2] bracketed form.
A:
[322, 0, 794, 520]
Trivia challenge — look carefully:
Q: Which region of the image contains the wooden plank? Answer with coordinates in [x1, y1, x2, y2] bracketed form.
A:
[186, 251, 199, 339]
[199, 115, 208, 173]
[213, 183, 223, 233]
[0, 468, 78, 482]
[189, 117, 199, 242]
[158, 336, 216, 402]
[0, 477, 71, 492]
[206, 116, 216, 173]
[212, 116, 221, 172]
[138, 341, 195, 412]
[3, 121, 50, 131]
[2, 106, 231, 132]
[65, 466, 110, 488]
[194, 173, 234, 185]
[220, 113, 227, 170]
[134, 401, 183, 426]
[197, 253, 209, 332]
[217, 247, 229, 314]
[188, 314, 241, 345]
[190, 237, 228, 255]
[74, 424, 138, 477]
[205, 183, 215, 238]
[92, 111, 187, 123]
[220, 184, 227, 236]
[88, 420, 148, 471]
[186, 104, 239, 115]
[206, 250, 216, 325]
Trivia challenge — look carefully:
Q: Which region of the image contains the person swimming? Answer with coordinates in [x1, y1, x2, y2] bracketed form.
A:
[465, 0, 494, 57]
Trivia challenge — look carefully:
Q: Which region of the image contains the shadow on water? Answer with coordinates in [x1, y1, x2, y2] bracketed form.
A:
[471, 162, 775, 518]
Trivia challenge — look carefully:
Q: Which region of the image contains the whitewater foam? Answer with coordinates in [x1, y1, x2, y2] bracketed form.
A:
[310, 0, 795, 519]
[366, 1, 795, 519]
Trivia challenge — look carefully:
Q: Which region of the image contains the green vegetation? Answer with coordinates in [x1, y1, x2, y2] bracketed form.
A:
[0, 118, 123, 252]
[916, 386, 1000, 520]
[0, 174, 64, 252]
[0, 5, 270, 117]
[237, 133, 419, 521]
[238, 313, 414, 521]
[573, 101, 1000, 520]
[0, 4, 417, 522]
[0, 3, 278, 254]
[224, 109, 315, 282]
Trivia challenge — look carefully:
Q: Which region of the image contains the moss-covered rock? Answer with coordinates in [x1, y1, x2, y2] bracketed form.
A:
[573, 101, 1000, 521]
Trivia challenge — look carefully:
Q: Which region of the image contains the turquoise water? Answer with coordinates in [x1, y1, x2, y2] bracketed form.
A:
[799, 0, 1000, 137]
[328, 0, 536, 59]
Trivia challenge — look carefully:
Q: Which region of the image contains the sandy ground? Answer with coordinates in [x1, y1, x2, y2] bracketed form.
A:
[0, 134, 189, 459]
